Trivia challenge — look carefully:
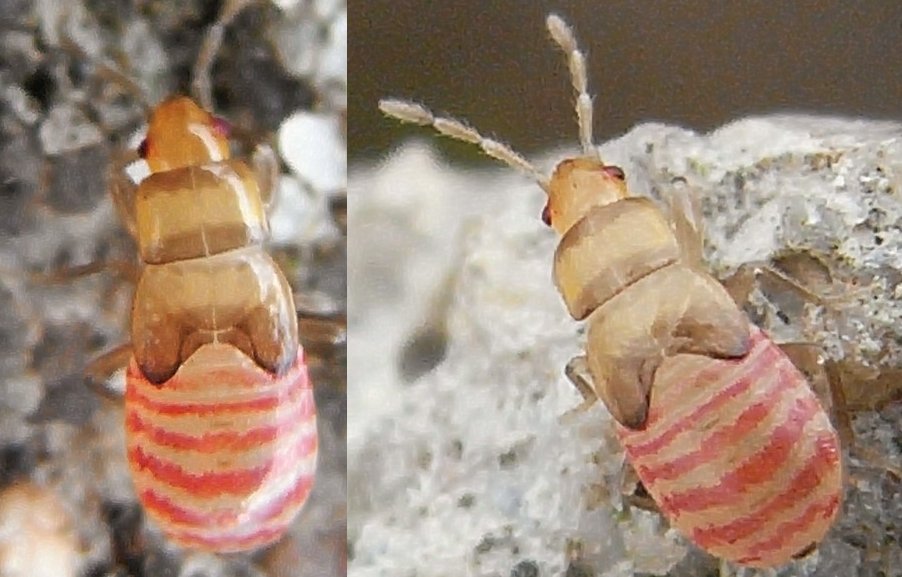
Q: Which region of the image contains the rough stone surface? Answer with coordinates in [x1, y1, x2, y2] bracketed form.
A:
[349, 115, 902, 577]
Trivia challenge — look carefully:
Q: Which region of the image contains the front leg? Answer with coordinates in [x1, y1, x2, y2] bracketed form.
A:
[619, 458, 659, 514]
[252, 143, 280, 208]
[559, 355, 619, 429]
[84, 343, 134, 399]
[562, 329, 658, 429]
[562, 355, 600, 416]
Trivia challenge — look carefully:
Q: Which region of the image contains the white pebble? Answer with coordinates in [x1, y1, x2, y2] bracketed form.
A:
[319, 10, 347, 83]
[278, 111, 346, 192]
[39, 104, 104, 155]
[0, 483, 79, 577]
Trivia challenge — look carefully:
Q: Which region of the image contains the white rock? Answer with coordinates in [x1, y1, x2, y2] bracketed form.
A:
[39, 104, 103, 155]
[279, 111, 346, 192]
[269, 175, 335, 244]
[0, 483, 79, 577]
[319, 10, 347, 83]
[0, 374, 43, 415]
[271, 0, 302, 10]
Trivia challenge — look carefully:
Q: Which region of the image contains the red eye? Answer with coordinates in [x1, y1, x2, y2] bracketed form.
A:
[603, 165, 625, 180]
[212, 116, 231, 139]
[137, 138, 149, 158]
[541, 203, 552, 226]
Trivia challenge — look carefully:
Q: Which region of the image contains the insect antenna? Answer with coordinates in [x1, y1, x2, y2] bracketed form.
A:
[378, 99, 550, 193]
[546, 14, 601, 162]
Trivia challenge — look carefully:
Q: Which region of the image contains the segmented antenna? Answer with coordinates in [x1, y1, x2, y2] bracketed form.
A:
[546, 14, 600, 161]
[378, 99, 550, 193]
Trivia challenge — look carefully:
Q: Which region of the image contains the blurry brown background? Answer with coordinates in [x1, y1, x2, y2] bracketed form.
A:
[351, 0, 902, 163]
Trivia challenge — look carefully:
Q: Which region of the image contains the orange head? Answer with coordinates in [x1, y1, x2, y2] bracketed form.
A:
[140, 96, 231, 173]
[542, 156, 629, 235]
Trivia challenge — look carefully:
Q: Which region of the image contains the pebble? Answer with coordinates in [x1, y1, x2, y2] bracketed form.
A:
[0, 482, 79, 577]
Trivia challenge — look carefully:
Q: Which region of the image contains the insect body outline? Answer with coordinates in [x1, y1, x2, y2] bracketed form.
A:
[380, 13, 842, 568]
[111, 96, 318, 552]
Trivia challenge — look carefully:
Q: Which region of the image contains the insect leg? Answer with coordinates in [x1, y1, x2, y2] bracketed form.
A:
[191, 0, 256, 110]
[721, 261, 827, 309]
[296, 291, 347, 361]
[253, 143, 280, 209]
[31, 147, 141, 285]
[84, 343, 133, 400]
[564, 355, 597, 405]
[558, 355, 605, 427]
[619, 458, 659, 514]
[565, 356, 661, 513]
[32, 259, 139, 286]
[779, 343, 901, 480]
[665, 177, 705, 268]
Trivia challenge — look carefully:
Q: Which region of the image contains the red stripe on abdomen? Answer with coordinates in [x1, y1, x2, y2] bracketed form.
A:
[734, 493, 841, 566]
[690, 428, 841, 546]
[140, 471, 316, 553]
[128, 430, 317, 497]
[635, 370, 785, 484]
[640, 327, 772, 429]
[124, 345, 318, 553]
[615, 326, 843, 568]
[140, 470, 316, 529]
[125, 391, 314, 453]
[659, 394, 821, 513]
[625, 342, 779, 458]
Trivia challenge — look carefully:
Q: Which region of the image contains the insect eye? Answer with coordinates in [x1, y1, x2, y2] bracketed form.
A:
[212, 116, 231, 139]
[603, 165, 625, 180]
[137, 138, 149, 158]
[541, 203, 552, 226]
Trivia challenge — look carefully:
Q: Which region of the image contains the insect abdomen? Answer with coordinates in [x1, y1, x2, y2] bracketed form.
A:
[616, 326, 842, 567]
[125, 344, 317, 552]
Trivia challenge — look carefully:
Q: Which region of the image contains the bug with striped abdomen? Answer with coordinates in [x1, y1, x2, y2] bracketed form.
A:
[379, 13, 842, 568]
[108, 96, 318, 553]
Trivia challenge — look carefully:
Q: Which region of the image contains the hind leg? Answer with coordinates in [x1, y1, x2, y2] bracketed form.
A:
[726, 263, 900, 481]
[780, 344, 901, 480]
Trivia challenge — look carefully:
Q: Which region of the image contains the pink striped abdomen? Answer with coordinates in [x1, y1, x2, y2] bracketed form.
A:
[125, 344, 317, 552]
[617, 326, 842, 567]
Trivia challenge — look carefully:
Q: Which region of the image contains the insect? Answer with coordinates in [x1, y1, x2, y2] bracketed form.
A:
[110, 96, 318, 552]
[380, 14, 842, 568]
